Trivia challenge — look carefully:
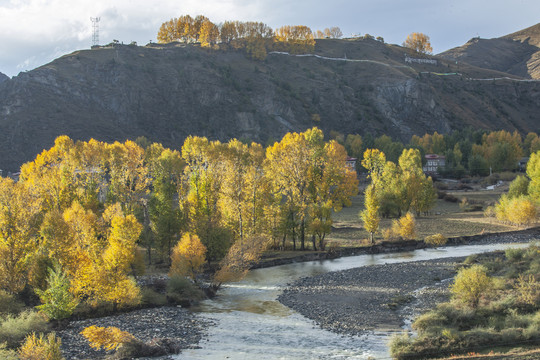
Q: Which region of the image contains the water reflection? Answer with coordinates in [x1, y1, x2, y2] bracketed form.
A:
[178, 243, 530, 359]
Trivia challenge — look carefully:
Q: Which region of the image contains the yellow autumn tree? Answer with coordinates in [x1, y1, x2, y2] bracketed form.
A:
[20, 135, 78, 212]
[0, 178, 42, 293]
[403, 32, 433, 54]
[170, 233, 207, 281]
[309, 140, 358, 250]
[360, 184, 380, 244]
[105, 140, 149, 214]
[199, 19, 219, 48]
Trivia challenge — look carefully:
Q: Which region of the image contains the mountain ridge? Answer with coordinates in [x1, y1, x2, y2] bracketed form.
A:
[439, 22, 540, 79]
[0, 35, 539, 172]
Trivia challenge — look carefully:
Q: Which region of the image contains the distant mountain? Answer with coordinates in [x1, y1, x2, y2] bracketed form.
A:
[0, 37, 539, 172]
[439, 23, 540, 79]
[0, 72, 8, 84]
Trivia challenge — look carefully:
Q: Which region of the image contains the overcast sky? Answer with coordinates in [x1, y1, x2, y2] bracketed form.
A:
[1, 0, 539, 77]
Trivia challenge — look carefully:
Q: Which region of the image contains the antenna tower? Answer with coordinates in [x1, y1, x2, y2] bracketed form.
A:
[90, 17, 100, 46]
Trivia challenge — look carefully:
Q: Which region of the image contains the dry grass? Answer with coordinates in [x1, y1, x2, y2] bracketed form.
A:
[327, 188, 517, 245]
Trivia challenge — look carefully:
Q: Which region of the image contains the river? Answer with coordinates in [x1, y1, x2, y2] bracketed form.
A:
[177, 243, 530, 360]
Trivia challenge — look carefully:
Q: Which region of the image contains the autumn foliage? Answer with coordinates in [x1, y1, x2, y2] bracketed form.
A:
[403, 32, 433, 54]
[80, 326, 135, 351]
[169, 233, 207, 281]
[157, 14, 315, 59]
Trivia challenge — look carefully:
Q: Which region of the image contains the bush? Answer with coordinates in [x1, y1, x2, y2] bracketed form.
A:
[450, 265, 493, 309]
[169, 233, 207, 282]
[0, 311, 48, 348]
[424, 233, 447, 247]
[0, 291, 24, 316]
[166, 276, 205, 306]
[80, 325, 135, 351]
[18, 332, 63, 360]
[391, 213, 416, 240]
[0, 343, 18, 360]
[140, 288, 167, 307]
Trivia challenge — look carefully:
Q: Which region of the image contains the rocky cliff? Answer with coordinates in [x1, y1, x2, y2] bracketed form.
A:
[1, 37, 539, 172]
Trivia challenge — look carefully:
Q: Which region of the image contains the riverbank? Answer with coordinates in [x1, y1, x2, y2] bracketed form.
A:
[256, 227, 540, 269]
[277, 230, 540, 337]
[56, 307, 213, 359]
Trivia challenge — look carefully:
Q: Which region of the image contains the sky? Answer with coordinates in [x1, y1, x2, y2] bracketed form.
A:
[1, 0, 540, 78]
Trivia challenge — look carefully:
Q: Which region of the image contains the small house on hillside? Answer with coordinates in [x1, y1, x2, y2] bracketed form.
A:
[346, 157, 357, 171]
[423, 154, 445, 175]
[518, 157, 529, 172]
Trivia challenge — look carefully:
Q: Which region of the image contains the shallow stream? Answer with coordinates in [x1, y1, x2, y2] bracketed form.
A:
[177, 243, 529, 359]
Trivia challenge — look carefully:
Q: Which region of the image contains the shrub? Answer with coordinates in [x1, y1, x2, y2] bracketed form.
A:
[389, 333, 413, 360]
[450, 265, 493, 309]
[391, 213, 416, 240]
[169, 233, 207, 282]
[140, 288, 167, 307]
[18, 332, 63, 360]
[424, 233, 447, 247]
[0, 343, 18, 360]
[166, 275, 205, 305]
[35, 264, 79, 320]
[0, 291, 24, 316]
[508, 175, 529, 198]
[0, 311, 48, 348]
[80, 325, 135, 351]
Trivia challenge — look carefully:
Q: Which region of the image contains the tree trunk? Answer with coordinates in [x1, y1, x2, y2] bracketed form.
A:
[311, 234, 317, 251]
[300, 219, 305, 251]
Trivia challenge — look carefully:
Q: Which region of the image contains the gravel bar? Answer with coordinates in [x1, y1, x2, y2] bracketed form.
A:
[278, 230, 540, 337]
[57, 307, 213, 359]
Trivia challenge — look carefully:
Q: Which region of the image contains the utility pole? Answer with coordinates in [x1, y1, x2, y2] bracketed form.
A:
[90, 17, 101, 47]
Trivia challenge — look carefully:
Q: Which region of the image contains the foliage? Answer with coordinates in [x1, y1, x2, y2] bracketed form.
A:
[360, 184, 379, 244]
[18, 332, 64, 360]
[169, 233, 207, 281]
[403, 32, 433, 54]
[508, 174, 529, 198]
[527, 150, 540, 202]
[35, 264, 78, 320]
[0, 177, 42, 294]
[166, 275, 205, 304]
[80, 325, 135, 351]
[0, 311, 48, 348]
[424, 233, 447, 247]
[390, 213, 417, 240]
[0, 291, 24, 316]
[213, 235, 269, 286]
[494, 194, 537, 226]
[450, 265, 492, 308]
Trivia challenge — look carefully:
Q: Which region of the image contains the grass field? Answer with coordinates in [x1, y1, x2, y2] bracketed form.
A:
[326, 186, 517, 247]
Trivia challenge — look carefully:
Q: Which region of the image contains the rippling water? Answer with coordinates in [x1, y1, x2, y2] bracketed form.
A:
[177, 243, 530, 360]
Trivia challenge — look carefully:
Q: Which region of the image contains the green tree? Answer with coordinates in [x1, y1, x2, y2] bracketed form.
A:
[35, 264, 78, 320]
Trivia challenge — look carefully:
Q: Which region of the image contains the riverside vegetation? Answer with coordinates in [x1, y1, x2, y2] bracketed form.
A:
[1, 126, 540, 358]
[0, 127, 358, 358]
[390, 245, 540, 359]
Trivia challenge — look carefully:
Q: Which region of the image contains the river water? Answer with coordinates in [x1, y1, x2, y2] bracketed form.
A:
[177, 243, 530, 360]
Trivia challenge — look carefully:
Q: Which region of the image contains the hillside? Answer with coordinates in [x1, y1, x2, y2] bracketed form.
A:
[0, 37, 540, 172]
[439, 23, 540, 79]
[0, 72, 8, 84]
